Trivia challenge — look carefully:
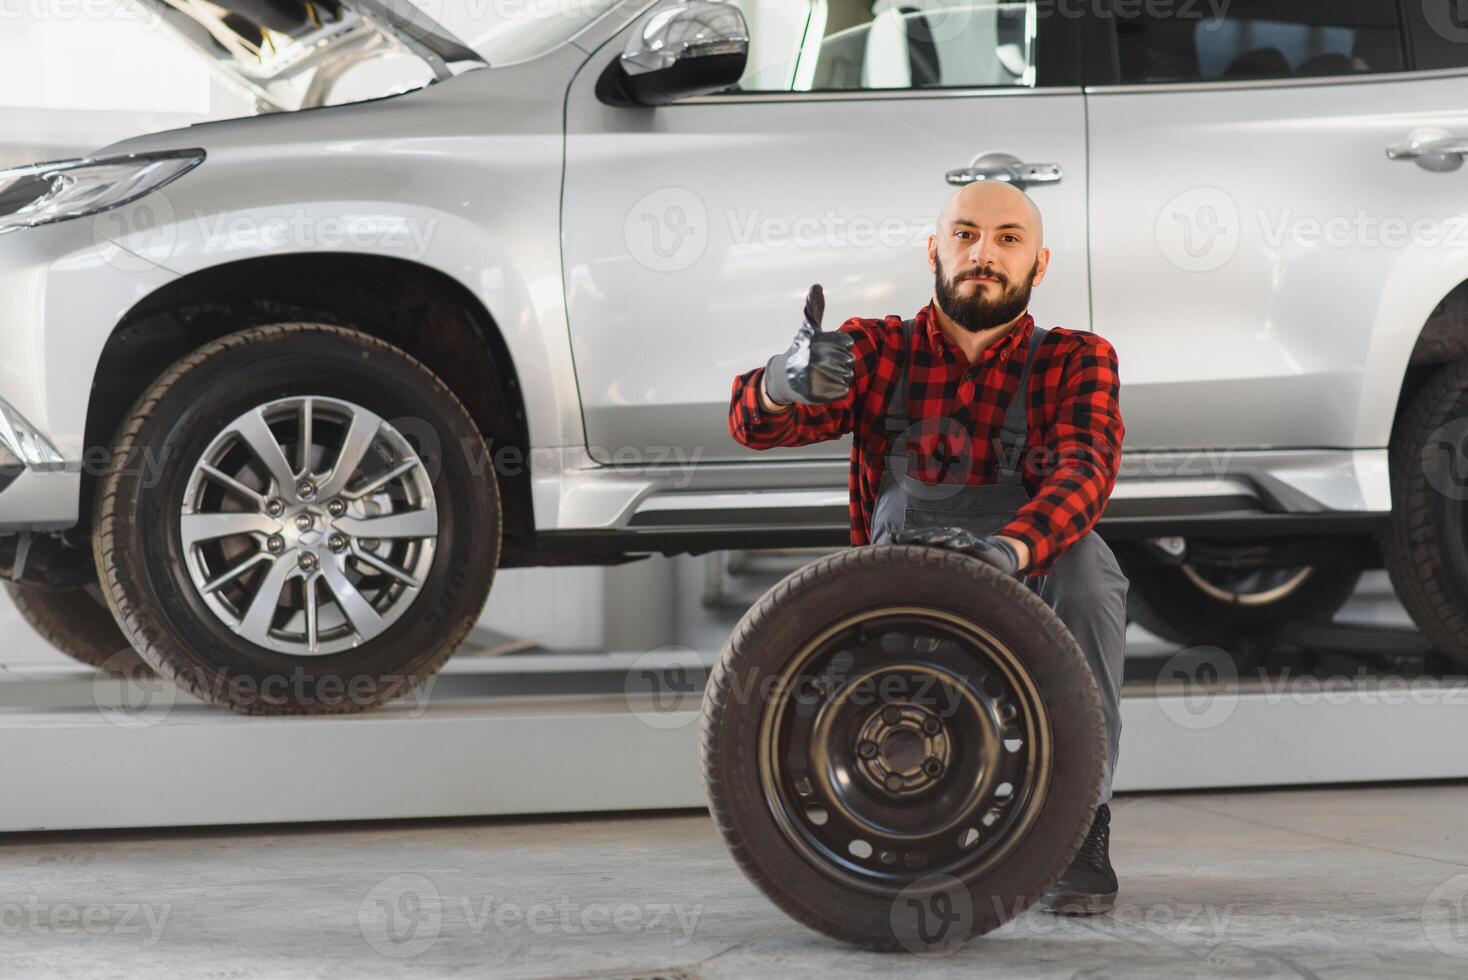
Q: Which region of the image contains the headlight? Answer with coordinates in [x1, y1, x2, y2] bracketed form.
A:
[0, 148, 205, 236]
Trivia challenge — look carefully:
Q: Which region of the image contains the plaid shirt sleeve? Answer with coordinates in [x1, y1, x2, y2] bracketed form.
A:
[996, 332, 1125, 576]
[728, 317, 883, 448]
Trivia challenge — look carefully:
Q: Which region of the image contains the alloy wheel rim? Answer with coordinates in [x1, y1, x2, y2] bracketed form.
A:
[1180, 563, 1314, 606]
[757, 606, 1052, 895]
[178, 396, 437, 656]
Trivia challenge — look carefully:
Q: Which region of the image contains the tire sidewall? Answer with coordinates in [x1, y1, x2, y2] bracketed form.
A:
[101, 326, 500, 711]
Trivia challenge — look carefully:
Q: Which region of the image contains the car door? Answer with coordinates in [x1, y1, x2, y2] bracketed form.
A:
[562, 0, 1090, 465]
[1084, 0, 1465, 453]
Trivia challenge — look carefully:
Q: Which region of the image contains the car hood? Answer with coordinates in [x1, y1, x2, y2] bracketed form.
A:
[132, 0, 485, 112]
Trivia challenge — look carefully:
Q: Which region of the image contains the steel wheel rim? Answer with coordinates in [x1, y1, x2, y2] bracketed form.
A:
[1180, 563, 1314, 606]
[757, 606, 1052, 895]
[179, 396, 438, 656]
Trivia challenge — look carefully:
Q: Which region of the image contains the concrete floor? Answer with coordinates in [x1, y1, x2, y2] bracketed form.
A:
[2, 783, 1465, 979]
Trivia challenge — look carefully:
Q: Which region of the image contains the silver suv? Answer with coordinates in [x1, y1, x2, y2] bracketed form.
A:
[3, 0, 1467, 712]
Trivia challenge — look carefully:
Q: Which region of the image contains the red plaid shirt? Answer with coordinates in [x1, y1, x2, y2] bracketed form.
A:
[727, 302, 1124, 576]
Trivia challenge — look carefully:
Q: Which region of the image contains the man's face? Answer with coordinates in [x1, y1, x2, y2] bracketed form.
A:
[929, 185, 1049, 333]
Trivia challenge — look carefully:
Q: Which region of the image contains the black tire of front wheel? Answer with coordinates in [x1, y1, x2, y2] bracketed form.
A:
[700, 544, 1105, 950]
[93, 323, 501, 715]
[1381, 357, 1468, 667]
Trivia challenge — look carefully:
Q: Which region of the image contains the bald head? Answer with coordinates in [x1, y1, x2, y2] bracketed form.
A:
[927, 180, 1051, 335]
[937, 181, 1044, 247]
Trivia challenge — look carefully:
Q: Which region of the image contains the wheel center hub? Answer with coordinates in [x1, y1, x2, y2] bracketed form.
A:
[880, 728, 925, 772]
[854, 702, 952, 796]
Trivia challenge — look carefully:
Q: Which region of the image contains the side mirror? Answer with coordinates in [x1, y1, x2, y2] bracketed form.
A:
[603, 1, 749, 107]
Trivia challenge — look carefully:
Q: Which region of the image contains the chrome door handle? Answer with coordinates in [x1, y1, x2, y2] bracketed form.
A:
[946, 152, 1062, 189]
[1387, 128, 1468, 172]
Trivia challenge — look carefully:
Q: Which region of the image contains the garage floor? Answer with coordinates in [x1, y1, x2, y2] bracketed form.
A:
[3, 783, 1464, 978]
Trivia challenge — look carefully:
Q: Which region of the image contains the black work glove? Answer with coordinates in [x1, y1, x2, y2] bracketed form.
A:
[891, 526, 1024, 578]
[763, 284, 857, 406]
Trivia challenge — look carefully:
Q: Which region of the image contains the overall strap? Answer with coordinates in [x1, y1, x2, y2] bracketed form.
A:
[880, 318, 917, 441]
[996, 323, 1048, 485]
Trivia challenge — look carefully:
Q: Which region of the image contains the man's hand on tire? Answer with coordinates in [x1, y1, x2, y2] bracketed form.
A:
[891, 526, 1025, 578]
[763, 284, 856, 407]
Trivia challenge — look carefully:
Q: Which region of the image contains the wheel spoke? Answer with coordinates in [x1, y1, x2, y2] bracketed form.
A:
[180, 511, 278, 548]
[232, 408, 297, 494]
[304, 574, 320, 653]
[236, 557, 295, 646]
[298, 398, 314, 477]
[343, 459, 419, 500]
[199, 464, 265, 508]
[320, 558, 386, 642]
[334, 508, 438, 540]
[318, 407, 384, 499]
[351, 546, 423, 588]
[200, 551, 271, 594]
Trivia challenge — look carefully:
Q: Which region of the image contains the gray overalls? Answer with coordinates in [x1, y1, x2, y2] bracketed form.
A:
[870, 319, 1129, 802]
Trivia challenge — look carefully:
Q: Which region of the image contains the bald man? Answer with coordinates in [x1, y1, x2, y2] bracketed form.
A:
[728, 180, 1129, 914]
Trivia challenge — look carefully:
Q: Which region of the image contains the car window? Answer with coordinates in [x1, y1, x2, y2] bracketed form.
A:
[1110, 0, 1405, 84]
[723, 0, 1038, 93]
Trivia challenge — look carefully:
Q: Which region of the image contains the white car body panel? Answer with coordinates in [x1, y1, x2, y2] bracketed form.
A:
[1088, 69, 1468, 451]
[0, 0, 1451, 540]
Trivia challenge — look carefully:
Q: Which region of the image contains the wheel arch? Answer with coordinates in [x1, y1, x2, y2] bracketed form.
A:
[1393, 277, 1468, 440]
[82, 253, 537, 561]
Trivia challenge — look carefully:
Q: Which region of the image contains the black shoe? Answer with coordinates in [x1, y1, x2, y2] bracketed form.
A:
[1036, 803, 1117, 915]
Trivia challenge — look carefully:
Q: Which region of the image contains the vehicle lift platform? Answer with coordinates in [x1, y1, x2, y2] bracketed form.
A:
[3, 611, 1467, 833]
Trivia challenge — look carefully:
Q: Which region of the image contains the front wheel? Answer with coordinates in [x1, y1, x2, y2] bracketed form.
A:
[94, 323, 500, 714]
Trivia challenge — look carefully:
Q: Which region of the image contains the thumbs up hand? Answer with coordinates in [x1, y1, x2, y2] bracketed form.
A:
[763, 285, 857, 406]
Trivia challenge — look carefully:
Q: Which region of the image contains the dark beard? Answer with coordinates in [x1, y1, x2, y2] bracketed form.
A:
[934, 254, 1038, 333]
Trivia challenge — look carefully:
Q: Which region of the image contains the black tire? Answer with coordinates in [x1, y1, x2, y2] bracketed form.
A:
[1119, 553, 1360, 648]
[1381, 357, 1468, 666]
[94, 323, 500, 714]
[5, 581, 150, 675]
[701, 545, 1105, 951]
